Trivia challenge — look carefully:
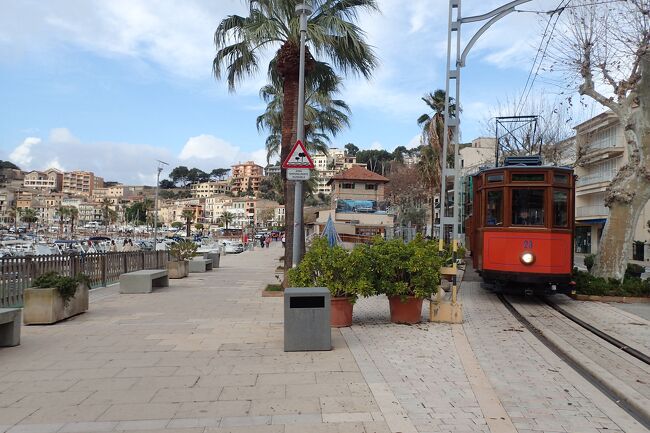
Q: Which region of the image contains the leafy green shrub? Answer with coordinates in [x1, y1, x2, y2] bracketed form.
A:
[169, 240, 197, 261]
[33, 272, 89, 306]
[573, 269, 650, 297]
[288, 238, 362, 300]
[625, 263, 645, 279]
[584, 254, 595, 272]
[369, 236, 441, 299]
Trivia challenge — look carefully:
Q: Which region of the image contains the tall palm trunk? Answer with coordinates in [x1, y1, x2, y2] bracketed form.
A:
[277, 41, 305, 276]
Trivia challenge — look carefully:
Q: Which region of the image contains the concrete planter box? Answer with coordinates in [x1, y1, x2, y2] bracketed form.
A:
[24, 284, 89, 325]
[167, 260, 189, 279]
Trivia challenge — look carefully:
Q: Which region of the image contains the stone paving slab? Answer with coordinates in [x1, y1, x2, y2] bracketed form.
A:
[0, 244, 391, 433]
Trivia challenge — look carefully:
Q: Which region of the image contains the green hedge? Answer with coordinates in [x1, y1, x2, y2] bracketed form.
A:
[573, 269, 650, 297]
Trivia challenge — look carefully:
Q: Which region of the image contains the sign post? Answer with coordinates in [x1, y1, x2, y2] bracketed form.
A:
[282, 139, 314, 267]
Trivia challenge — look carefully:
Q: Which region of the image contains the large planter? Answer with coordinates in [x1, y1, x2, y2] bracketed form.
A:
[330, 297, 354, 328]
[167, 260, 189, 279]
[388, 296, 424, 324]
[24, 284, 89, 325]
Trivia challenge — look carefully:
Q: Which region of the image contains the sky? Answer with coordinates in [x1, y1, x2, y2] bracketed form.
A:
[0, 0, 599, 185]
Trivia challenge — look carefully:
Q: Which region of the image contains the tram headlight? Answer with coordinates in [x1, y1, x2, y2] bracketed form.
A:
[521, 252, 535, 265]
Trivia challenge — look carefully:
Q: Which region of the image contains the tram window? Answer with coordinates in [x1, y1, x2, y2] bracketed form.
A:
[553, 190, 568, 227]
[512, 173, 545, 182]
[554, 174, 568, 184]
[486, 190, 503, 226]
[487, 174, 503, 183]
[512, 189, 545, 226]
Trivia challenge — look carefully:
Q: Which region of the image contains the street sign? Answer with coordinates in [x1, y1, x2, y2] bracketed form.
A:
[287, 168, 310, 181]
[282, 140, 315, 169]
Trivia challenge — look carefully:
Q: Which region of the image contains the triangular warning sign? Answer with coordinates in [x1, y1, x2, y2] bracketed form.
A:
[282, 140, 315, 169]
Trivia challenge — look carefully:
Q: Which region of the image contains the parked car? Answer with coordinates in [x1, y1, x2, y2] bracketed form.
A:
[222, 240, 245, 254]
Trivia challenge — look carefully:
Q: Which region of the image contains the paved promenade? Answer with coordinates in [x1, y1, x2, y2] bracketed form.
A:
[0, 244, 648, 433]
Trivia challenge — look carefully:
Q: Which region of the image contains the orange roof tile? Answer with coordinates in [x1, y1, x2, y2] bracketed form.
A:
[327, 165, 389, 185]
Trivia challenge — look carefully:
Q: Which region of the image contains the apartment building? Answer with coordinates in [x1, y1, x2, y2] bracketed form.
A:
[574, 111, 650, 258]
[158, 198, 203, 225]
[63, 170, 95, 197]
[23, 168, 63, 192]
[204, 196, 232, 224]
[230, 161, 264, 195]
[190, 181, 231, 198]
[0, 190, 15, 225]
[313, 148, 362, 194]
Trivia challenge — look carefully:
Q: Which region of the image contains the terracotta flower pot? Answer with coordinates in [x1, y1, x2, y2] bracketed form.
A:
[330, 297, 354, 328]
[388, 296, 423, 324]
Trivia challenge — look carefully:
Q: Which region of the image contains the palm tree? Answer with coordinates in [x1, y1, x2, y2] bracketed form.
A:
[68, 207, 79, 239]
[56, 206, 68, 238]
[20, 208, 38, 231]
[181, 209, 195, 238]
[417, 90, 455, 236]
[417, 145, 440, 234]
[214, 0, 378, 270]
[7, 207, 17, 233]
[417, 90, 457, 173]
[257, 66, 351, 163]
[220, 211, 234, 230]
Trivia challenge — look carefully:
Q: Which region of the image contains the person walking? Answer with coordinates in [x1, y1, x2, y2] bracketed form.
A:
[259, 234, 266, 248]
[265, 235, 271, 249]
[109, 240, 117, 252]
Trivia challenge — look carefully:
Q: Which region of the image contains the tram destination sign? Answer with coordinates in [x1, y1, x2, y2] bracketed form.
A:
[286, 168, 310, 181]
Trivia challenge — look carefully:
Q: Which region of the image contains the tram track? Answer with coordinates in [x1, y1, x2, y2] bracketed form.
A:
[498, 293, 650, 429]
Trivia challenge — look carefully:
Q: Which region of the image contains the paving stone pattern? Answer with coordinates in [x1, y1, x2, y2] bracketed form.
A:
[551, 296, 650, 354]
[0, 243, 390, 433]
[462, 282, 636, 433]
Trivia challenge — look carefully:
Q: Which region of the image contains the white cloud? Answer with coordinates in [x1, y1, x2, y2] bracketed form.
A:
[8, 137, 41, 167]
[179, 134, 240, 161]
[45, 157, 65, 172]
[49, 127, 80, 144]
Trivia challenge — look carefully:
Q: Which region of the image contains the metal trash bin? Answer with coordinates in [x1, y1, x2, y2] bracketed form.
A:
[284, 287, 331, 352]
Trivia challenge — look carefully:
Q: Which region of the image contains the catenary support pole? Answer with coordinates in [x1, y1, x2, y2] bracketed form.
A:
[153, 160, 168, 250]
[292, 2, 311, 268]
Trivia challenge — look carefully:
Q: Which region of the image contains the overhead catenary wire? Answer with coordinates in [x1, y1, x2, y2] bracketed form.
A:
[515, 0, 571, 116]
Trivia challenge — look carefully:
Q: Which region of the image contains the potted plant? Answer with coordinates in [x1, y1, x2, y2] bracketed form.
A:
[289, 238, 371, 327]
[371, 236, 441, 324]
[24, 272, 90, 325]
[167, 240, 197, 278]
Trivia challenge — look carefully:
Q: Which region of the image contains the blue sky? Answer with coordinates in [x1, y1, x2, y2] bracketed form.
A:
[0, 0, 591, 185]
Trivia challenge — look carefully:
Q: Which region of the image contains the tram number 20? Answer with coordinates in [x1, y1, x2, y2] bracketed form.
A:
[523, 240, 533, 249]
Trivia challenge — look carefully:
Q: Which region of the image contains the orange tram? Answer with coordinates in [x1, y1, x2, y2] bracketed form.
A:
[467, 156, 575, 295]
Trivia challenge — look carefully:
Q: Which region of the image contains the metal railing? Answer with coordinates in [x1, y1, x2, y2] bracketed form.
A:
[576, 205, 609, 218]
[576, 172, 615, 187]
[0, 251, 169, 308]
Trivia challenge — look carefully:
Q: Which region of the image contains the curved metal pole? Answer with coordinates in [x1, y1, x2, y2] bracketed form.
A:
[460, 0, 530, 23]
[460, 10, 515, 67]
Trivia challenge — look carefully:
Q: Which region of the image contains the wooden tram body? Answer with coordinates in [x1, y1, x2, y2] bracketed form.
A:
[467, 162, 575, 294]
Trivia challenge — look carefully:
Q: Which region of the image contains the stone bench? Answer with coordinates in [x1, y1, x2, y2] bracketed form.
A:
[205, 252, 220, 268]
[189, 259, 213, 273]
[0, 308, 21, 347]
[119, 269, 169, 294]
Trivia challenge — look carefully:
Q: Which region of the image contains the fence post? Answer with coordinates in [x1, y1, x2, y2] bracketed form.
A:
[123, 253, 128, 274]
[101, 254, 107, 287]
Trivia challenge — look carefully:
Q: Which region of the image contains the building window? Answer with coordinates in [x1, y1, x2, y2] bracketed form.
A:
[553, 190, 568, 227]
[365, 184, 376, 190]
[512, 189, 545, 226]
[511, 173, 544, 182]
[342, 183, 355, 189]
[486, 189, 503, 226]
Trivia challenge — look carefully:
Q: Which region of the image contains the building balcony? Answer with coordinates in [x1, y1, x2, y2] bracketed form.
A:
[576, 171, 615, 187]
[576, 205, 609, 219]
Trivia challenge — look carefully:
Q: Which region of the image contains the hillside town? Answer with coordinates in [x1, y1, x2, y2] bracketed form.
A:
[2, 112, 649, 261]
